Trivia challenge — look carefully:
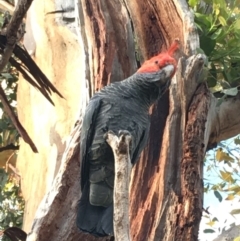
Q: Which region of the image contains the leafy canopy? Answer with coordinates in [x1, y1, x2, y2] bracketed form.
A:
[190, 0, 240, 98]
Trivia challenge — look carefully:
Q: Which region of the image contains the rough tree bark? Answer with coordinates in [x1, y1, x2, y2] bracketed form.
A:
[13, 0, 240, 241]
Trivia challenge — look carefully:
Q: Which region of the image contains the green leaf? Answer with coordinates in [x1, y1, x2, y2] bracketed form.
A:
[210, 28, 223, 40]
[213, 0, 227, 15]
[220, 170, 234, 183]
[218, 16, 227, 26]
[230, 209, 240, 215]
[204, 184, 210, 192]
[234, 137, 240, 145]
[234, 19, 240, 30]
[207, 63, 217, 88]
[222, 87, 238, 96]
[206, 220, 216, 227]
[1, 73, 13, 80]
[204, 0, 213, 4]
[196, 48, 205, 54]
[203, 228, 215, 233]
[195, 22, 204, 32]
[195, 13, 212, 29]
[216, 148, 234, 162]
[188, 0, 198, 8]
[0, 169, 8, 188]
[226, 194, 235, 201]
[200, 36, 216, 56]
[228, 185, 240, 193]
[214, 190, 222, 202]
[9, 93, 16, 101]
[4, 182, 15, 192]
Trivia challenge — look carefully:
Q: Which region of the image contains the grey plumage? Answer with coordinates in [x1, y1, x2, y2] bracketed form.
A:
[77, 66, 174, 237]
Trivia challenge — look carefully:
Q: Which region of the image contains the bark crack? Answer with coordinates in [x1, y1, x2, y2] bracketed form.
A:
[176, 83, 211, 241]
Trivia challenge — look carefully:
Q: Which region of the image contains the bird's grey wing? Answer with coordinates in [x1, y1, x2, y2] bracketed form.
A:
[131, 120, 150, 164]
[80, 97, 102, 189]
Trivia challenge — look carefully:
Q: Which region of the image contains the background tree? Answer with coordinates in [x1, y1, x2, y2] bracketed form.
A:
[0, 0, 239, 241]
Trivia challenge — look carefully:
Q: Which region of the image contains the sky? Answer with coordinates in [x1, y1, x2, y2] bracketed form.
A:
[199, 139, 240, 241]
[199, 190, 240, 240]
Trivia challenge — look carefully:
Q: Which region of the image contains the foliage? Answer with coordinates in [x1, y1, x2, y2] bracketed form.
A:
[202, 137, 240, 236]
[0, 11, 22, 240]
[189, 0, 240, 98]
[0, 169, 24, 241]
[0, 11, 19, 149]
[0, 66, 19, 148]
[0, 74, 21, 240]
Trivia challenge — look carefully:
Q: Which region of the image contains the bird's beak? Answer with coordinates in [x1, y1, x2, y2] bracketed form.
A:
[162, 65, 175, 78]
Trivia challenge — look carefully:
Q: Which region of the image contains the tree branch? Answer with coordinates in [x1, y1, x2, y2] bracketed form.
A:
[3, 227, 27, 241]
[0, 86, 38, 152]
[208, 94, 240, 146]
[0, 0, 58, 153]
[106, 130, 132, 241]
[0, 0, 33, 72]
[0, 143, 19, 152]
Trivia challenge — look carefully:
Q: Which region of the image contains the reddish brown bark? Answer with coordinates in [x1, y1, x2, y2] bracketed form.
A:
[82, 0, 137, 93]
[129, 63, 210, 240]
[125, 0, 184, 59]
[176, 84, 210, 240]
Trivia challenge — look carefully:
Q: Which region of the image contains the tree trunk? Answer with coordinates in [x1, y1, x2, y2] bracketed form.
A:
[15, 0, 240, 241]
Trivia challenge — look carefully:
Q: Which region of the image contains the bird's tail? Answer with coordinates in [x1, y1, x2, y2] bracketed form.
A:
[77, 182, 113, 237]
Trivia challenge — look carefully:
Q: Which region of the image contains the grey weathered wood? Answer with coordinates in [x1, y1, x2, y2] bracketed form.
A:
[106, 131, 132, 241]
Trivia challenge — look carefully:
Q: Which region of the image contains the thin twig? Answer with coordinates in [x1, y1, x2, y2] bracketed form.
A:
[0, 85, 38, 152]
[5, 151, 16, 173]
[0, 0, 33, 72]
[0, 44, 14, 72]
[0, 0, 38, 152]
[0, 143, 19, 152]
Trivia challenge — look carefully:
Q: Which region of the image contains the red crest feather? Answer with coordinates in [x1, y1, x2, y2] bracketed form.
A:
[137, 39, 180, 74]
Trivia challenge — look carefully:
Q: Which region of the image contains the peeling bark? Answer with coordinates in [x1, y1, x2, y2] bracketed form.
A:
[79, 0, 137, 94]
[27, 121, 82, 241]
[130, 54, 207, 241]
[176, 83, 210, 240]
[25, 118, 111, 241]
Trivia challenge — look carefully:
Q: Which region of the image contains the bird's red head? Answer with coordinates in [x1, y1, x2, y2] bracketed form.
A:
[137, 40, 179, 75]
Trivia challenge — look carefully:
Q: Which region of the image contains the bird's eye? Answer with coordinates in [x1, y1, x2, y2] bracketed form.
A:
[155, 60, 158, 64]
